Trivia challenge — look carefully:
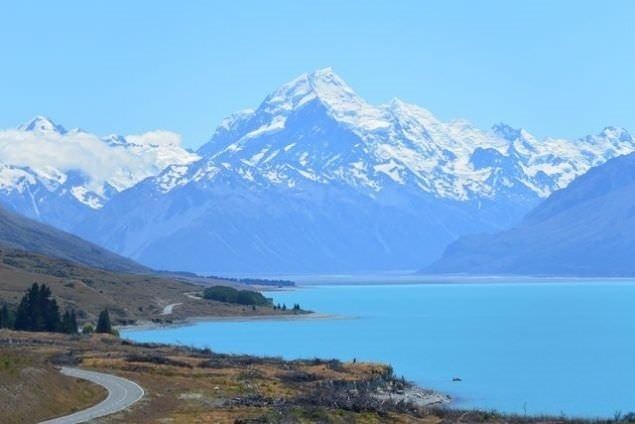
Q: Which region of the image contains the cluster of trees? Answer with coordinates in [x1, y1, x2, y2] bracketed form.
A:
[206, 275, 295, 287]
[0, 283, 114, 335]
[203, 285, 272, 306]
[10, 283, 73, 333]
[273, 303, 302, 311]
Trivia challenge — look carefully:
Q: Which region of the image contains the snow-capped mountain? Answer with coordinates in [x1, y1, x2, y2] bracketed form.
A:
[158, 68, 635, 203]
[0, 116, 198, 229]
[73, 68, 635, 274]
[426, 152, 635, 276]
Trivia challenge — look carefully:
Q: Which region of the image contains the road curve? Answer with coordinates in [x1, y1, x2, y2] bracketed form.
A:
[161, 302, 183, 315]
[39, 367, 144, 424]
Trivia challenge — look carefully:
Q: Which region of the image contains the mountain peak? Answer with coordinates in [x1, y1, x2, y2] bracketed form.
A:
[292, 67, 344, 88]
[309, 66, 337, 79]
[18, 116, 66, 134]
[491, 123, 525, 141]
[305, 67, 358, 101]
[598, 126, 631, 139]
[261, 68, 387, 131]
[263, 67, 356, 112]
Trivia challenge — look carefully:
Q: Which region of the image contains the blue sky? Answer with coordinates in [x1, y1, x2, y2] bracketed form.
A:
[1, 1, 634, 148]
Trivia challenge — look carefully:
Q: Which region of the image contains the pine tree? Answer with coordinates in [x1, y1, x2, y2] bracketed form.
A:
[62, 310, 78, 334]
[0, 304, 10, 329]
[15, 283, 37, 331]
[14, 283, 61, 332]
[70, 310, 78, 333]
[44, 297, 61, 332]
[62, 310, 71, 333]
[96, 309, 112, 334]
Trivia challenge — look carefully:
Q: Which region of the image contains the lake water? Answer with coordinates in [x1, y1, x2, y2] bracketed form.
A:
[122, 282, 635, 418]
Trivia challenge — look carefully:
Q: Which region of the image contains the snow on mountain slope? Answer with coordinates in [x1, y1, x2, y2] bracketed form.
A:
[156, 68, 635, 205]
[0, 116, 198, 229]
[75, 68, 635, 274]
[425, 152, 635, 276]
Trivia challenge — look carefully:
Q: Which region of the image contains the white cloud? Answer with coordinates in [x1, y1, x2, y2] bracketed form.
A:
[126, 130, 183, 147]
[0, 127, 199, 207]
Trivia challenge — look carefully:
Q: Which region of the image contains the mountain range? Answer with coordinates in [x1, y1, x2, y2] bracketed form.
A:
[0, 116, 198, 230]
[2, 68, 634, 274]
[426, 152, 635, 276]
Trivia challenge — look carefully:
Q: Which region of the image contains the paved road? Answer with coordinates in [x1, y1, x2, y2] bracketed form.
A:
[184, 292, 202, 300]
[39, 367, 144, 424]
[161, 302, 183, 315]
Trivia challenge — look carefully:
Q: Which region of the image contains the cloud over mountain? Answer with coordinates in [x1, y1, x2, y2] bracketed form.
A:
[0, 116, 197, 228]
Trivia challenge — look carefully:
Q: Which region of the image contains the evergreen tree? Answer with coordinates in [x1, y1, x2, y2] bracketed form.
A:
[70, 310, 78, 333]
[14, 283, 61, 332]
[62, 310, 78, 334]
[62, 310, 70, 333]
[96, 309, 112, 334]
[14, 283, 38, 331]
[0, 304, 11, 329]
[44, 297, 61, 332]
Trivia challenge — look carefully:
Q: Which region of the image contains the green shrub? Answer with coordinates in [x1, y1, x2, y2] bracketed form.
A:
[203, 286, 271, 306]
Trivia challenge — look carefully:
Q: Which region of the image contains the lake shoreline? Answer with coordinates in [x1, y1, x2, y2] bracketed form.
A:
[120, 282, 635, 417]
[251, 270, 635, 286]
[117, 312, 454, 412]
[118, 311, 339, 332]
[291, 276, 635, 285]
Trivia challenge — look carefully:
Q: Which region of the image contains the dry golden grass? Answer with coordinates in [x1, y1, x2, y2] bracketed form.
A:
[0, 347, 106, 424]
[0, 248, 297, 326]
[0, 331, 440, 424]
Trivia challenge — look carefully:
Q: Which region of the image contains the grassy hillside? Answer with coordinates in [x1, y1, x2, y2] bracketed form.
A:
[0, 248, 297, 325]
[0, 205, 146, 273]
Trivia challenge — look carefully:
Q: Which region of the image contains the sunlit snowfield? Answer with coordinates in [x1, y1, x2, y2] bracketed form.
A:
[123, 281, 635, 417]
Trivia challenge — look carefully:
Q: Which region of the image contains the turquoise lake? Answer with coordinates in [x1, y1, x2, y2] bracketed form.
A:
[122, 282, 635, 417]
